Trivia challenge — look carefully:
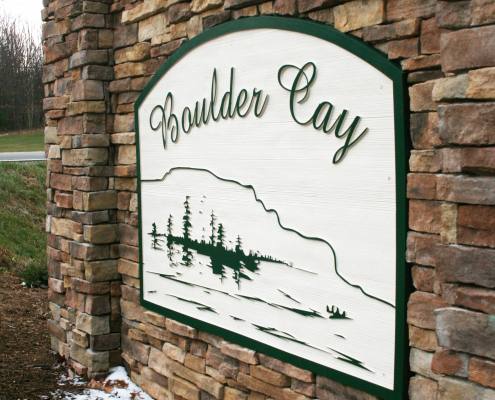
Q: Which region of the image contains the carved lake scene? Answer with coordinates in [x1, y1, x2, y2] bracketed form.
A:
[141, 168, 396, 388]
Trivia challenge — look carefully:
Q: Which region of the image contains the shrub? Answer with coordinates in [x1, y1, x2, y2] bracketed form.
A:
[18, 259, 48, 288]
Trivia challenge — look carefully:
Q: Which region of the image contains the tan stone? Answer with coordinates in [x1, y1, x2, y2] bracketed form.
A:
[259, 354, 313, 383]
[144, 310, 167, 328]
[45, 126, 58, 144]
[114, 62, 146, 79]
[420, 17, 442, 55]
[317, 376, 375, 400]
[386, 0, 435, 22]
[192, 0, 223, 13]
[43, 20, 71, 39]
[169, 22, 187, 40]
[72, 80, 104, 102]
[43, 58, 69, 83]
[122, 0, 168, 24]
[170, 376, 200, 399]
[76, 313, 110, 335]
[291, 379, 315, 397]
[118, 258, 139, 278]
[402, 54, 441, 71]
[466, 67, 495, 99]
[149, 349, 223, 397]
[306, 8, 333, 24]
[363, 18, 419, 42]
[121, 300, 147, 323]
[140, 367, 170, 397]
[409, 81, 436, 112]
[47, 319, 67, 342]
[84, 224, 118, 244]
[333, 0, 385, 32]
[238, 373, 309, 400]
[128, 328, 149, 344]
[221, 341, 257, 364]
[450, 285, 495, 315]
[409, 376, 438, 400]
[438, 376, 492, 400]
[432, 74, 468, 102]
[410, 112, 442, 149]
[43, 96, 69, 111]
[273, 0, 297, 15]
[410, 348, 438, 380]
[387, 37, 419, 60]
[51, 217, 82, 240]
[82, 191, 117, 211]
[409, 199, 442, 234]
[151, 38, 185, 57]
[138, 13, 168, 42]
[408, 291, 448, 329]
[84, 260, 120, 282]
[115, 43, 151, 64]
[253, 1, 270, 14]
[48, 278, 65, 294]
[251, 365, 290, 387]
[62, 148, 108, 167]
[409, 150, 442, 172]
[469, 357, 495, 389]
[72, 329, 89, 348]
[114, 145, 135, 165]
[162, 343, 186, 363]
[409, 325, 437, 352]
[149, 347, 173, 377]
[206, 346, 238, 377]
[225, 387, 248, 400]
[85, 295, 111, 315]
[126, 338, 151, 365]
[54, 192, 73, 209]
[69, 50, 108, 69]
[166, 319, 197, 338]
[168, 2, 192, 24]
[114, 114, 134, 133]
[471, 0, 495, 26]
[185, 353, 205, 373]
[67, 101, 106, 116]
[72, 14, 105, 31]
[411, 266, 435, 293]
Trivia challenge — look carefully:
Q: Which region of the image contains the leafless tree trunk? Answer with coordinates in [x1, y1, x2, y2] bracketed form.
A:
[0, 15, 43, 132]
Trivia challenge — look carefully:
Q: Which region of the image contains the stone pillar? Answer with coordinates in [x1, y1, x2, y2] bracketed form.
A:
[43, 0, 120, 377]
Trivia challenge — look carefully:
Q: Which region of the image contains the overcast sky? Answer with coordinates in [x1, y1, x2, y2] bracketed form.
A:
[0, 0, 43, 37]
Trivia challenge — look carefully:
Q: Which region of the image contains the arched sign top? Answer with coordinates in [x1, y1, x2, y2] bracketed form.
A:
[136, 16, 407, 400]
[135, 16, 403, 110]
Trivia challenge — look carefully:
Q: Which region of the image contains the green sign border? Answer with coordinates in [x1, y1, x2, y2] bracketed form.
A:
[135, 15, 408, 400]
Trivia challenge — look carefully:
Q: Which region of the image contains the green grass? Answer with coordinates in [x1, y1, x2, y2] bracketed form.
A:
[0, 162, 47, 286]
[0, 130, 44, 152]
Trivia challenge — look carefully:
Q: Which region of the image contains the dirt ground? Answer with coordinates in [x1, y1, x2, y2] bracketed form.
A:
[0, 272, 81, 400]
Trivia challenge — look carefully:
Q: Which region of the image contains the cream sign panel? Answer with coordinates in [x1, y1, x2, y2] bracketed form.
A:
[136, 17, 406, 399]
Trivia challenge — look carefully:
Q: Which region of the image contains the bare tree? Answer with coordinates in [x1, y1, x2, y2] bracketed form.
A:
[0, 14, 43, 132]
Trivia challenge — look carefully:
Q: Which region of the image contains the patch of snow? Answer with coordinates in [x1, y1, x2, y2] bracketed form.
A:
[60, 366, 152, 400]
[57, 371, 86, 386]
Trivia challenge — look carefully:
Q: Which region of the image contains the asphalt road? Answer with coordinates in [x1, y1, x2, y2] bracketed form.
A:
[0, 151, 46, 162]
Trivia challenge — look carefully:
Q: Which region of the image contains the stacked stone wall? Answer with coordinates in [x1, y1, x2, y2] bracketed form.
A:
[43, 0, 495, 398]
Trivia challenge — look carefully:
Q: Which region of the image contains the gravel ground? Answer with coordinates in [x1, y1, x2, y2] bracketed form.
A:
[0, 272, 82, 400]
